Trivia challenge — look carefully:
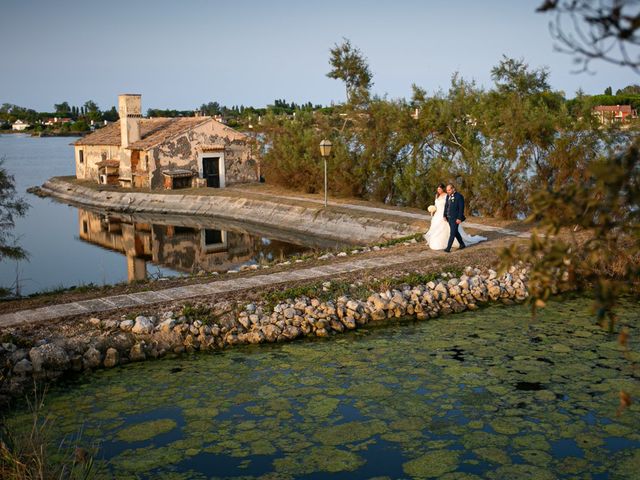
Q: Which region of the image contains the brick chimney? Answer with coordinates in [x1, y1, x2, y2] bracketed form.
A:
[118, 94, 141, 148]
[118, 94, 142, 186]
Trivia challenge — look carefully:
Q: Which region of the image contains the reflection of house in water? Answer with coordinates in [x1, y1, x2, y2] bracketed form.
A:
[77, 209, 309, 282]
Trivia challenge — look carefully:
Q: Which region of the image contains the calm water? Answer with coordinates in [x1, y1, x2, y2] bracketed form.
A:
[0, 134, 338, 296]
[8, 297, 640, 479]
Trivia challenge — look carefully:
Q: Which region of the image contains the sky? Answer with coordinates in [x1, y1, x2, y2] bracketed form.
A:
[2, 0, 639, 112]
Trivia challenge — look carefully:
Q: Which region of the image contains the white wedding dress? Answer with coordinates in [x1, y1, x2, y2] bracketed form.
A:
[424, 194, 487, 250]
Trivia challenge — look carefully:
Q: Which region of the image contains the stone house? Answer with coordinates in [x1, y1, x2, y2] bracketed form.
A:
[74, 94, 256, 189]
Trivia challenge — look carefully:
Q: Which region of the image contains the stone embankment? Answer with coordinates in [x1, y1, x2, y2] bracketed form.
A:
[33, 178, 424, 244]
[1, 265, 535, 402]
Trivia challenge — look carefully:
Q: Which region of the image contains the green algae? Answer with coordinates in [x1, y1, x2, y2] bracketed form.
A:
[473, 447, 511, 465]
[487, 464, 556, 480]
[313, 419, 387, 445]
[6, 296, 639, 479]
[116, 419, 177, 442]
[517, 449, 552, 466]
[273, 446, 365, 475]
[488, 418, 521, 435]
[403, 450, 460, 478]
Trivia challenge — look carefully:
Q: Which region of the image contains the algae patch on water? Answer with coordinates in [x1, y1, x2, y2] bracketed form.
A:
[116, 419, 177, 442]
[8, 296, 640, 479]
[403, 450, 460, 478]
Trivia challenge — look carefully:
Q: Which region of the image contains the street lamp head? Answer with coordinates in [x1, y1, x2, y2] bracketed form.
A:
[319, 139, 333, 158]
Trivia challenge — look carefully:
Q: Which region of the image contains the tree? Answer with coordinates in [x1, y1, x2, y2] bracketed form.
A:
[0, 160, 29, 263]
[200, 102, 222, 116]
[538, 0, 640, 72]
[102, 106, 118, 122]
[83, 100, 102, 122]
[512, 3, 640, 326]
[490, 56, 550, 95]
[327, 38, 373, 105]
[604, 86, 613, 95]
[54, 102, 71, 114]
[616, 84, 640, 95]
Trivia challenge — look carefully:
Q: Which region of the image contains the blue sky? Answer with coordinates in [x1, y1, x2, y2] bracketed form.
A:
[2, 0, 638, 112]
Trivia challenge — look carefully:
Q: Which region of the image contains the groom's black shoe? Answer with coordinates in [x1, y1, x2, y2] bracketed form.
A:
[443, 249, 451, 253]
[459, 245, 466, 250]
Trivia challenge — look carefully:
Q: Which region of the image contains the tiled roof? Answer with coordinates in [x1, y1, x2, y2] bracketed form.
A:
[592, 105, 634, 113]
[129, 118, 210, 150]
[74, 117, 211, 148]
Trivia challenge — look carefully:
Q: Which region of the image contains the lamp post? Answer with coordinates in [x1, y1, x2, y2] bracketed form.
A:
[249, 123, 259, 181]
[319, 139, 332, 208]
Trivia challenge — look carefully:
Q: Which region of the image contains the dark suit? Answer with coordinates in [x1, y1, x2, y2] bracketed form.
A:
[444, 191, 466, 251]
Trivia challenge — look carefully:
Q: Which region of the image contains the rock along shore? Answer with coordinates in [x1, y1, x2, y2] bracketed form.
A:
[0, 264, 547, 404]
[32, 177, 424, 245]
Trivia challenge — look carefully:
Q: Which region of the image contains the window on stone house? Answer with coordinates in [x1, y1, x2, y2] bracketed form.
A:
[79, 150, 84, 164]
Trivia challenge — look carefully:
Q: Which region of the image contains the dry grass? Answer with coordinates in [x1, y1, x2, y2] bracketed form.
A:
[0, 387, 96, 480]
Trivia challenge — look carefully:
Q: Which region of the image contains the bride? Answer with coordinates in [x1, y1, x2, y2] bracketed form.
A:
[424, 183, 487, 250]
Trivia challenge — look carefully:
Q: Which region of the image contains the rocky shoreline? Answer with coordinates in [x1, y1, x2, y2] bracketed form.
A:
[0, 264, 541, 405]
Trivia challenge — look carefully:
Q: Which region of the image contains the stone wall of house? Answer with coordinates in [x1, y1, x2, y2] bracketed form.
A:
[147, 120, 256, 189]
[75, 145, 121, 181]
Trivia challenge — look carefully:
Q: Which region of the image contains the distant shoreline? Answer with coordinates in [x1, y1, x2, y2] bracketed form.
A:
[0, 130, 85, 137]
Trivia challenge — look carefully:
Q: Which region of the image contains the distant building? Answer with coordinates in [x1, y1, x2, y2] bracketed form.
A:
[12, 119, 31, 131]
[592, 105, 638, 124]
[44, 117, 72, 126]
[74, 94, 257, 189]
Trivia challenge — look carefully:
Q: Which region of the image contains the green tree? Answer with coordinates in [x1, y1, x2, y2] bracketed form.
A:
[327, 38, 373, 105]
[200, 102, 222, 116]
[616, 84, 640, 95]
[54, 102, 71, 114]
[102, 106, 118, 122]
[490, 55, 550, 96]
[604, 86, 613, 95]
[83, 100, 102, 122]
[0, 160, 29, 263]
[510, 2, 640, 325]
[70, 120, 90, 132]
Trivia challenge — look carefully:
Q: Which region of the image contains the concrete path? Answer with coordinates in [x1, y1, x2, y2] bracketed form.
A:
[234, 189, 531, 239]
[0, 249, 441, 328]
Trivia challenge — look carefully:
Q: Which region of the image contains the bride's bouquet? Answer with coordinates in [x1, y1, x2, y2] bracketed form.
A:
[427, 205, 437, 214]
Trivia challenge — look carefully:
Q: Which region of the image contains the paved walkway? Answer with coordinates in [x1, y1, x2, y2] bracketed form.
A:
[0, 250, 441, 328]
[234, 189, 531, 239]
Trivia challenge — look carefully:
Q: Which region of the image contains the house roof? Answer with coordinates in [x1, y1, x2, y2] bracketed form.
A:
[592, 105, 634, 113]
[74, 117, 212, 149]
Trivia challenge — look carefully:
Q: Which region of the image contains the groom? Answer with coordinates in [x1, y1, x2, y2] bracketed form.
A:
[443, 183, 466, 253]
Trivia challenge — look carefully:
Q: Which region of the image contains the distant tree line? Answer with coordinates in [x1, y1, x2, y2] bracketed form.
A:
[0, 100, 118, 133]
[147, 99, 324, 128]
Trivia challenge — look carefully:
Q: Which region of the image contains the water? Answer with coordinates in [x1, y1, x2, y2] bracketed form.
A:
[0, 134, 340, 295]
[7, 296, 640, 479]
